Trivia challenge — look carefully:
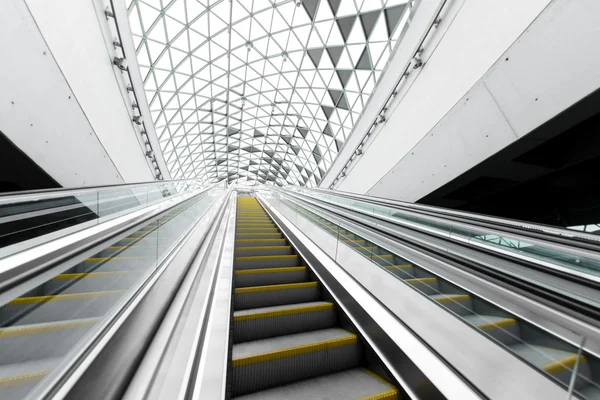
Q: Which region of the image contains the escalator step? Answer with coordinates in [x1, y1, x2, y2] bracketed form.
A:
[235, 266, 307, 287]
[462, 314, 520, 346]
[235, 246, 293, 257]
[235, 255, 299, 269]
[0, 318, 97, 364]
[231, 328, 359, 396]
[3, 290, 125, 325]
[233, 301, 336, 342]
[233, 368, 398, 400]
[234, 282, 319, 310]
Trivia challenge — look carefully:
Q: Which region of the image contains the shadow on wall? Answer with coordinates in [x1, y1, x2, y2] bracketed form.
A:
[0, 131, 60, 194]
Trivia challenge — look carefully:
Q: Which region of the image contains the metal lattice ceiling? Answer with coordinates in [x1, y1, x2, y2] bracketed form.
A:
[127, 0, 409, 186]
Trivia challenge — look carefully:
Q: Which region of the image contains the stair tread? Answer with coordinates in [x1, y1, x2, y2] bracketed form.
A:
[462, 314, 516, 329]
[233, 368, 396, 400]
[0, 357, 59, 381]
[511, 343, 581, 373]
[234, 301, 333, 318]
[0, 318, 98, 337]
[232, 328, 354, 360]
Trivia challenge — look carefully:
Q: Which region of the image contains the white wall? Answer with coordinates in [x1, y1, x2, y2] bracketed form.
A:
[324, 0, 600, 202]
[0, 0, 157, 187]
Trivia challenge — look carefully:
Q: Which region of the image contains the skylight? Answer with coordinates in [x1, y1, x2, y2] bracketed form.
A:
[127, 0, 409, 186]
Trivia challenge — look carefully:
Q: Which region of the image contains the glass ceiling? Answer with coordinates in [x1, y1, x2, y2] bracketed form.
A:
[127, 0, 409, 186]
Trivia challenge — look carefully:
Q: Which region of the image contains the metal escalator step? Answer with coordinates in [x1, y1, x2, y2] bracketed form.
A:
[45, 270, 144, 294]
[404, 277, 439, 295]
[236, 228, 280, 233]
[231, 328, 359, 396]
[2, 290, 125, 325]
[430, 294, 473, 316]
[236, 233, 283, 239]
[462, 314, 520, 346]
[511, 343, 592, 387]
[382, 264, 414, 279]
[233, 301, 336, 343]
[0, 357, 59, 400]
[233, 368, 398, 400]
[235, 246, 293, 257]
[369, 254, 394, 265]
[235, 255, 299, 269]
[0, 318, 97, 364]
[235, 267, 307, 287]
[235, 239, 287, 247]
[234, 282, 319, 310]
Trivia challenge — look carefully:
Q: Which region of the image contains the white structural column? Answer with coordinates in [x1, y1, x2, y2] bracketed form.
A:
[0, 0, 161, 187]
[322, 0, 600, 202]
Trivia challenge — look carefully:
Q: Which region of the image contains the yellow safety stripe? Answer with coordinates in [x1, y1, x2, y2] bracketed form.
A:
[0, 372, 48, 388]
[235, 281, 317, 294]
[234, 302, 333, 321]
[542, 354, 583, 375]
[435, 294, 470, 303]
[477, 318, 516, 331]
[236, 228, 279, 231]
[232, 334, 357, 367]
[372, 253, 393, 258]
[236, 223, 276, 227]
[9, 290, 125, 305]
[235, 246, 291, 251]
[236, 233, 282, 237]
[0, 319, 97, 338]
[384, 264, 412, 270]
[235, 255, 298, 261]
[236, 239, 286, 243]
[53, 271, 142, 280]
[405, 277, 437, 284]
[359, 369, 399, 400]
[235, 266, 306, 275]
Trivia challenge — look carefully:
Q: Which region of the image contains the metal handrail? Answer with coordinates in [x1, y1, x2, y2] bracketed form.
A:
[291, 186, 600, 247]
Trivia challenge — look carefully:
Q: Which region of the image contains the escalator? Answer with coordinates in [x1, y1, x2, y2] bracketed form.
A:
[0, 206, 186, 399]
[229, 197, 399, 399]
[283, 198, 600, 398]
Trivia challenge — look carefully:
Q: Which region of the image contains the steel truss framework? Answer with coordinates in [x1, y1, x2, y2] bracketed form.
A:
[128, 0, 409, 186]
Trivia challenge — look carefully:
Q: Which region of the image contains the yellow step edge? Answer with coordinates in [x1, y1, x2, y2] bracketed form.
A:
[476, 318, 516, 331]
[359, 369, 399, 400]
[343, 239, 366, 243]
[8, 290, 126, 305]
[384, 264, 412, 270]
[236, 218, 272, 221]
[235, 246, 291, 251]
[232, 334, 357, 367]
[236, 228, 279, 231]
[405, 277, 437, 284]
[542, 353, 584, 375]
[236, 233, 282, 237]
[435, 294, 470, 303]
[235, 266, 307, 275]
[235, 281, 317, 294]
[234, 302, 334, 321]
[235, 239, 286, 243]
[235, 254, 298, 261]
[236, 224, 276, 227]
[372, 254, 393, 259]
[85, 256, 149, 262]
[120, 237, 150, 241]
[53, 270, 143, 280]
[0, 319, 97, 338]
[0, 371, 48, 388]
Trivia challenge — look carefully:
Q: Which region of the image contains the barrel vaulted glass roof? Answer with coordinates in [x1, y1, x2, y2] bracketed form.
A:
[127, 0, 409, 186]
